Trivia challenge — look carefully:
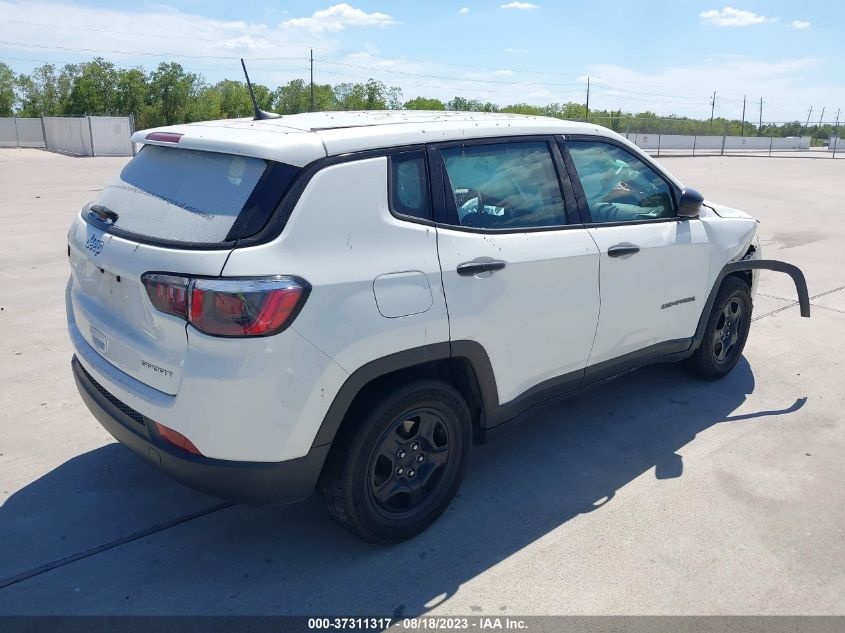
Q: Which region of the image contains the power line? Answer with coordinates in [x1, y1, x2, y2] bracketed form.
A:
[0, 39, 303, 61]
[0, 18, 313, 47]
[317, 58, 583, 87]
[0, 17, 611, 78]
[0, 54, 307, 76]
[0, 35, 767, 107]
[313, 67, 582, 96]
[0, 17, 829, 114]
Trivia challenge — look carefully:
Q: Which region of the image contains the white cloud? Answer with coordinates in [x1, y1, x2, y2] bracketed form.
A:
[791, 20, 811, 29]
[282, 3, 397, 33]
[501, 2, 540, 10]
[0, 0, 354, 88]
[699, 7, 775, 27]
[493, 69, 515, 76]
[458, 7, 470, 15]
[584, 57, 838, 120]
[0, 1, 837, 120]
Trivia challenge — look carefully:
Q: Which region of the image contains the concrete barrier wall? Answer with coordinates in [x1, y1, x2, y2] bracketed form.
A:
[0, 116, 133, 155]
[629, 133, 811, 151]
[90, 116, 133, 156]
[0, 118, 47, 148]
[15, 118, 46, 147]
[43, 117, 94, 156]
[0, 118, 824, 156]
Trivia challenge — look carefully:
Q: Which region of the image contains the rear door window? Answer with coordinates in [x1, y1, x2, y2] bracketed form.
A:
[438, 141, 567, 230]
[93, 145, 295, 244]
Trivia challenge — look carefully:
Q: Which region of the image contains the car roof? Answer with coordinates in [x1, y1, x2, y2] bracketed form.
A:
[131, 110, 620, 167]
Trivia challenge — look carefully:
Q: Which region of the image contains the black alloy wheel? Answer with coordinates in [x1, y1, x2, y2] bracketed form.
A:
[368, 407, 454, 517]
[685, 275, 752, 380]
[319, 380, 471, 543]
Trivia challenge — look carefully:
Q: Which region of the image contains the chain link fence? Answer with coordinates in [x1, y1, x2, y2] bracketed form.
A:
[2, 114, 841, 159]
[588, 116, 843, 158]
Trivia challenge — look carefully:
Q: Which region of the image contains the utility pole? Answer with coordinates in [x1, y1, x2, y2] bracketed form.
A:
[585, 76, 590, 122]
[805, 107, 813, 135]
[709, 91, 716, 134]
[309, 48, 315, 112]
[833, 108, 840, 158]
[818, 106, 825, 128]
[758, 97, 763, 132]
[741, 95, 746, 136]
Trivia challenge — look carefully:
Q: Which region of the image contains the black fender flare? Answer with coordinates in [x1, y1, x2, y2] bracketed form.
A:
[311, 341, 499, 448]
[692, 258, 810, 350]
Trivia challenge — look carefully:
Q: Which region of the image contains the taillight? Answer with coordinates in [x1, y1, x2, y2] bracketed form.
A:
[141, 274, 308, 337]
[141, 274, 190, 319]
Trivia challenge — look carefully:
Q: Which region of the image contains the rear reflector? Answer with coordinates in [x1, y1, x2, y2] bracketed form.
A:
[141, 273, 309, 338]
[154, 422, 202, 455]
[145, 132, 183, 143]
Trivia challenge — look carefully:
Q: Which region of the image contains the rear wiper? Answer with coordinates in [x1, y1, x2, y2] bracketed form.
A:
[88, 204, 119, 226]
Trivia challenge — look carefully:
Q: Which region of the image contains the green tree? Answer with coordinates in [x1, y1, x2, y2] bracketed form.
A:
[334, 79, 402, 110]
[501, 103, 543, 115]
[0, 63, 15, 116]
[115, 67, 149, 124]
[273, 79, 335, 113]
[403, 96, 445, 110]
[16, 63, 78, 116]
[446, 96, 498, 112]
[147, 62, 203, 126]
[66, 58, 119, 115]
[214, 79, 254, 118]
[187, 85, 223, 123]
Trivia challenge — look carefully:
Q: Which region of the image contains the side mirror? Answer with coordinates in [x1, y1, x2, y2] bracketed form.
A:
[678, 188, 704, 218]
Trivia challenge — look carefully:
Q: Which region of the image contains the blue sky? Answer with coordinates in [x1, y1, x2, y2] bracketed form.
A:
[1, 1, 843, 121]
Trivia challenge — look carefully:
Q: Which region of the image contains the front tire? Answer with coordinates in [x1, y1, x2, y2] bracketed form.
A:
[685, 276, 752, 380]
[318, 380, 471, 543]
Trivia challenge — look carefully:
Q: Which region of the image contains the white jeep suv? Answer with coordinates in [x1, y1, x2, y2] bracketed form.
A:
[67, 111, 809, 542]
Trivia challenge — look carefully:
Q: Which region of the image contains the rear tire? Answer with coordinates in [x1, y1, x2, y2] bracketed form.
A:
[685, 276, 752, 380]
[318, 380, 471, 543]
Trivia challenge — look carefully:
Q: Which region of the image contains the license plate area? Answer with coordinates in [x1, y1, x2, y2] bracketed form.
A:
[79, 260, 128, 319]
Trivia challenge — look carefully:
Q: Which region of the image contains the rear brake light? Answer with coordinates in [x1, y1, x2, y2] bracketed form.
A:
[154, 422, 202, 455]
[141, 274, 190, 319]
[190, 278, 305, 337]
[145, 132, 182, 143]
[141, 274, 308, 337]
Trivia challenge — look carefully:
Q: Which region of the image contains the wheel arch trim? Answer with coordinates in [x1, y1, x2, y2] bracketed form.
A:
[311, 341, 500, 448]
[692, 259, 810, 350]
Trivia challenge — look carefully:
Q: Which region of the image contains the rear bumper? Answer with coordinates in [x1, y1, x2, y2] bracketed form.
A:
[72, 355, 329, 505]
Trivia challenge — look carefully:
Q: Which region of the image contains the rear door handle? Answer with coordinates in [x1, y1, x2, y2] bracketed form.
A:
[457, 260, 507, 276]
[607, 243, 640, 258]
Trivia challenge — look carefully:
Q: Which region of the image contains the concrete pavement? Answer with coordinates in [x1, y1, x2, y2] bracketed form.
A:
[0, 148, 842, 615]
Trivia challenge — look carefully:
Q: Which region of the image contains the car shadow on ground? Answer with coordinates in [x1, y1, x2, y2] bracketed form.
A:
[0, 358, 806, 615]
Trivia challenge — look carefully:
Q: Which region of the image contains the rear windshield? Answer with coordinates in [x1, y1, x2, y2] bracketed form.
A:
[94, 145, 293, 244]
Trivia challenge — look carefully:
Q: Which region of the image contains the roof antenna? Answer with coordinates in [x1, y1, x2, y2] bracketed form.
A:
[240, 58, 280, 120]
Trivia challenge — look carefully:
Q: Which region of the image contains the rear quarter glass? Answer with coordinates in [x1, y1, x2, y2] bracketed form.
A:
[93, 145, 297, 244]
